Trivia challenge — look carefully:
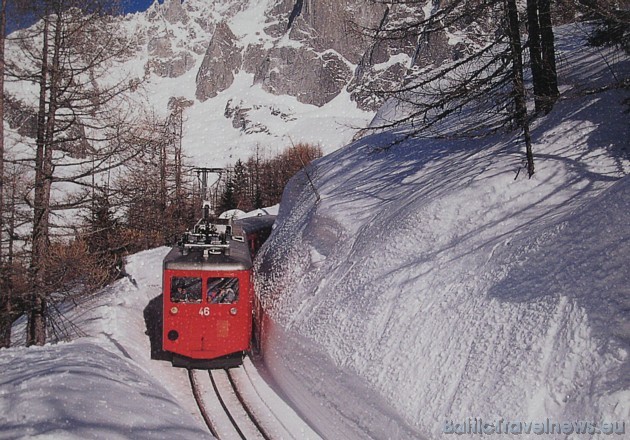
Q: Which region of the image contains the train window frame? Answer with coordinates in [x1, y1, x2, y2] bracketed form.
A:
[206, 277, 240, 304]
[170, 276, 203, 303]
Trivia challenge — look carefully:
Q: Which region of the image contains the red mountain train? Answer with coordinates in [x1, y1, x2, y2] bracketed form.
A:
[162, 215, 275, 369]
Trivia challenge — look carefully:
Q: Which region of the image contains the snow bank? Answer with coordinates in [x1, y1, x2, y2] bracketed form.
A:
[0, 340, 207, 440]
[255, 25, 629, 439]
[1, 247, 209, 439]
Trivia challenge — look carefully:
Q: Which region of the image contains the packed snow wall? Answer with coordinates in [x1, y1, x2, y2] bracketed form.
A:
[254, 53, 629, 437]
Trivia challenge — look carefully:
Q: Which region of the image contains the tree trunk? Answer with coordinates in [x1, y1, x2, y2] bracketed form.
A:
[0, 0, 10, 348]
[28, 13, 49, 346]
[0, 175, 18, 348]
[526, 0, 546, 113]
[159, 139, 167, 241]
[29, 6, 65, 346]
[526, 0, 559, 114]
[538, 0, 559, 110]
[506, 0, 535, 177]
[28, 8, 63, 346]
[175, 112, 182, 216]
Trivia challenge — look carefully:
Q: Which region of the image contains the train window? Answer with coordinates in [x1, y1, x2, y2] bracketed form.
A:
[207, 277, 239, 304]
[170, 277, 202, 303]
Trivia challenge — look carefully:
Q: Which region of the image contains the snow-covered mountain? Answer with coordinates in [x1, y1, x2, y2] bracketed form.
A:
[115, 0, 447, 165]
[6, 0, 480, 167]
[2, 2, 628, 439]
[132, 0, 436, 109]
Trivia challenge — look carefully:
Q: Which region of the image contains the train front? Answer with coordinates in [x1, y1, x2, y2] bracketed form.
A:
[162, 220, 253, 369]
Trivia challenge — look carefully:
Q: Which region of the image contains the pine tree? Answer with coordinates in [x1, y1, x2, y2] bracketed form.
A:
[219, 175, 237, 213]
[233, 159, 250, 211]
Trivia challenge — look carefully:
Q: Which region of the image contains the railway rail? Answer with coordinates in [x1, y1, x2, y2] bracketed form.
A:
[188, 358, 320, 440]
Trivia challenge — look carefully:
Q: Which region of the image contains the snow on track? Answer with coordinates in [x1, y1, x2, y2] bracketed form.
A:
[189, 361, 320, 440]
[235, 357, 322, 439]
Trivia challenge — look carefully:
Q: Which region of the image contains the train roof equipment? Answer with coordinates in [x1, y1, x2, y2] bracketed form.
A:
[164, 216, 253, 272]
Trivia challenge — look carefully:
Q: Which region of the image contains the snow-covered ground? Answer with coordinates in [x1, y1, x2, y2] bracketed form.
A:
[1, 22, 628, 440]
[1, 247, 210, 439]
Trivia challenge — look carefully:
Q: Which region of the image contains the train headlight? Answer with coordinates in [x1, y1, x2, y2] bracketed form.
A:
[170, 306, 178, 315]
[167, 330, 179, 341]
[230, 307, 238, 315]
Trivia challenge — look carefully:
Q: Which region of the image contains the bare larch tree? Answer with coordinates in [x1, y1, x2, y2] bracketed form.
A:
[364, 0, 561, 177]
[5, 0, 147, 345]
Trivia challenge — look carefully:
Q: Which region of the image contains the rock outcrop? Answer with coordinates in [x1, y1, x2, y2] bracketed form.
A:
[195, 22, 243, 101]
[140, 0, 479, 109]
[253, 0, 389, 107]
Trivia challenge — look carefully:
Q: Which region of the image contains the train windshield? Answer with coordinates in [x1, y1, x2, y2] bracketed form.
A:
[170, 277, 202, 303]
[207, 277, 239, 304]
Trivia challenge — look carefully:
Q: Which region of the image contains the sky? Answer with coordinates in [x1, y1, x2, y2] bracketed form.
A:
[5, 0, 161, 33]
[121, 0, 160, 14]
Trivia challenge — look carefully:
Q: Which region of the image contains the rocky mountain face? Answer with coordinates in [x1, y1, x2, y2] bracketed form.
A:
[196, 22, 243, 101]
[249, 0, 385, 108]
[137, 0, 463, 112]
[4, 0, 471, 152]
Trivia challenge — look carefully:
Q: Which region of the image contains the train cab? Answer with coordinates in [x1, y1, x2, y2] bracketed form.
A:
[162, 215, 275, 369]
[162, 220, 253, 369]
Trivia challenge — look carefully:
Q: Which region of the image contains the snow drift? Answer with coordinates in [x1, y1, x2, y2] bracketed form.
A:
[0, 340, 207, 440]
[255, 24, 629, 438]
[0, 247, 211, 439]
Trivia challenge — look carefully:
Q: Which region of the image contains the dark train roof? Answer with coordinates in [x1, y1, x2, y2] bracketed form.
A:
[234, 215, 276, 233]
[163, 237, 252, 272]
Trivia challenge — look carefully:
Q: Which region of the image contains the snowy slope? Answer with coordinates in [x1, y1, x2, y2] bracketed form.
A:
[1, 247, 211, 439]
[0, 339, 207, 440]
[254, 24, 630, 438]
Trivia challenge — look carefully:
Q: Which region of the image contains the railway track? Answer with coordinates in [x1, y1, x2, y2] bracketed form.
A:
[188, 358, 320, 440]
